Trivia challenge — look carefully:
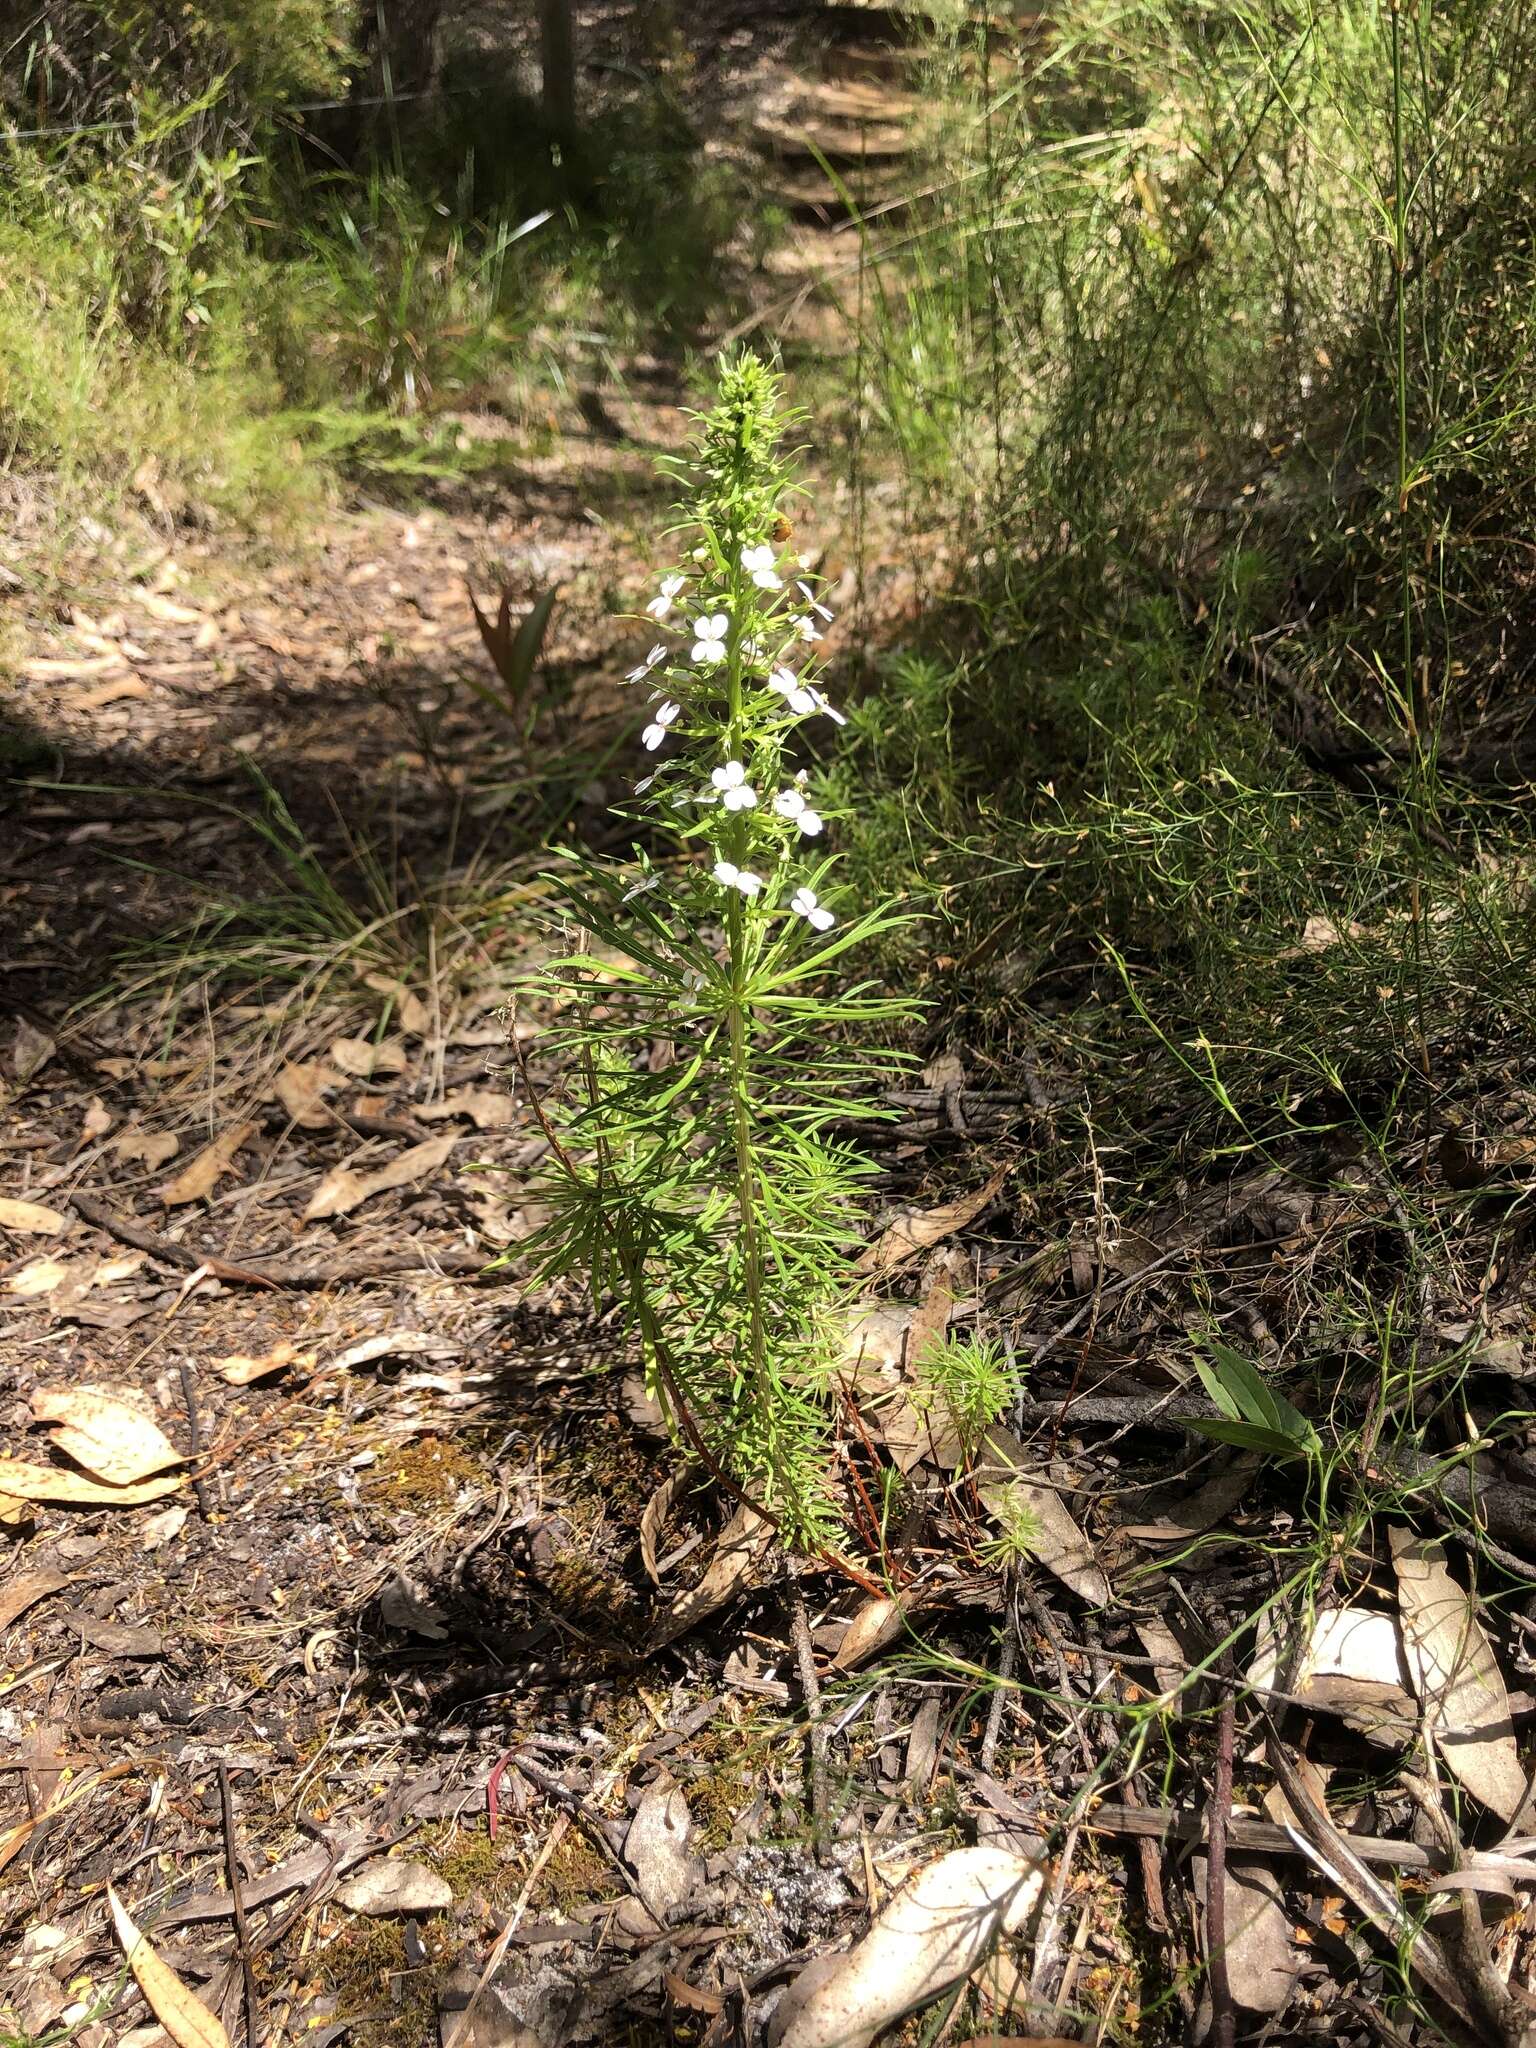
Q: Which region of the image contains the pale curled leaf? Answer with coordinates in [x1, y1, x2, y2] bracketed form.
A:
[336, 1858, 452, 1915]
[304, 1132, 457, 1223]
[108, 1885, 231, 2048]
[271, 1061, 342, 1130]
[215, 1341, 301, 1385]
[1248, 1605, 1418, 1746]
[651, 1503, 773, 1648]
[32, 1386, 184, 1485]
[856, 1164, 1008, 1276]
[329, 1034, 408, 1080]
[159, 1121, 255, 1206]
[0, 1196, 69, 1235]
[624, 1777, 698, 1921]
[6, 1256, 72, 1296]
[417, 1087, 513, 1130]
[0, 1459, 185, 1506]
[830, 1593, 913, 1672]
[771, 1845, 1046, 2048]
[640, 1469, 690, 1587]
[1390, 1527, 1526, 1821]
[113, 1127, 180, 1169]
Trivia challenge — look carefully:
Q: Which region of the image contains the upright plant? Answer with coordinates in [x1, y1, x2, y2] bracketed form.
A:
[519, 353, 912, 1541]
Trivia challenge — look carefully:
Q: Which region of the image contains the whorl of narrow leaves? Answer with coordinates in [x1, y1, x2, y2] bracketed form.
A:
[518, 352, 914, 1540]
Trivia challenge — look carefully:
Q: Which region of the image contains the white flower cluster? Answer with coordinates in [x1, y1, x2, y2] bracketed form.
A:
[622, 539, 847, 935]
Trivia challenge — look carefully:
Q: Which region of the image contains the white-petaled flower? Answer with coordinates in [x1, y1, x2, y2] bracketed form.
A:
[713, 860, 762, 898]
[646, 574, 685, 621]
[691, 613, 729, 664]
[804, 683, 846, 726]
[741, 543, 783, 591]
[794, 614, 823, 644]
[791, 886, 836, 932]
[795, 579, 834, 621]
[624, 641, 668, 684]
[711, 759, 757, 811]
[772, 787, 823, 834]
[641, 700, 681, 751]
[768, 664, 818, 716]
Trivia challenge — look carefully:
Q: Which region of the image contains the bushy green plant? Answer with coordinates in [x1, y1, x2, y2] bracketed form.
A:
[518, 355, 916, 1538]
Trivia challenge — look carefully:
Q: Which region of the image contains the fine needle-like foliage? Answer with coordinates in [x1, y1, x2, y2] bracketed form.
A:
[517, 353, 915, 1542]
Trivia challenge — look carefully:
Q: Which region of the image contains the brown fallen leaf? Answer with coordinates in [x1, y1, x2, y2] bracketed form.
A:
[329, 1035, 409, 1080]
[112, 1127, 180, 1170]
[664, 1970, 726, 2016]
[362, 974, 433, 1038]
[0, 1493, 33, 1529]
[159, 1120, 255, 1206]
[108, 1885, 231, 2048]
[378, 1573, 449, 1640]
[215, 1340, 302, 1385]
[0, 1460, 185, 1507]
[80, 1097, 113, 1142]
[831, 1592, 914, 1672]
[77, 676, 151, 711]
[856, 1164, 1009, 1276]
[304, 1132, 457, 1223]
[0, 1197, 69, 1235]
[1390, 1527, 1526, 1820]
[1196, 1852, 1299, 2013]
[976, 1427, 1109, 1605]
[640, 1468, 690, 1586]
[271, 1061, 343, 1131]
[33, 1386, 184, 1485]
[417, 1087, 513, 1131]
[62, 1611, 164, 1657]
[651, 1503, 774, 1649]
[0, 1567, 72, 1631]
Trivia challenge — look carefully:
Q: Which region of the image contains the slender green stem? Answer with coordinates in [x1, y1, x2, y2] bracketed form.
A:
[1389, 0, 1419, 757]
[722, 558, 769, 1400]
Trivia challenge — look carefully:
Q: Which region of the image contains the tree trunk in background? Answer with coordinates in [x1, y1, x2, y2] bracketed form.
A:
[538, 0, 576, 146]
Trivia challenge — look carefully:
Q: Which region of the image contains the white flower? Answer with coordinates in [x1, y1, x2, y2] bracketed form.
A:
[714, 860, 763, 898]
[640, 700, 681, 751]
[646, 575, 685, 621]
[804, 683, 846, 726]
[625, 642, 667, 684]
[711, 759, 757, 811]
[772, 788, 823, 835]
[794, 614, 823, 644]
[691, 613, 729, 664]
[791, 886, 835, 932]
[768, 665, 817, 715]
[741, 543, 783, 592]
[796, 579, 834, 621]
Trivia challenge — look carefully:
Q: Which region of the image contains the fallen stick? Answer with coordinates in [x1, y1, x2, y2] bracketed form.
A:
[1085, 1800, 1443, 1873]
[70, 1194, 492, 1289]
